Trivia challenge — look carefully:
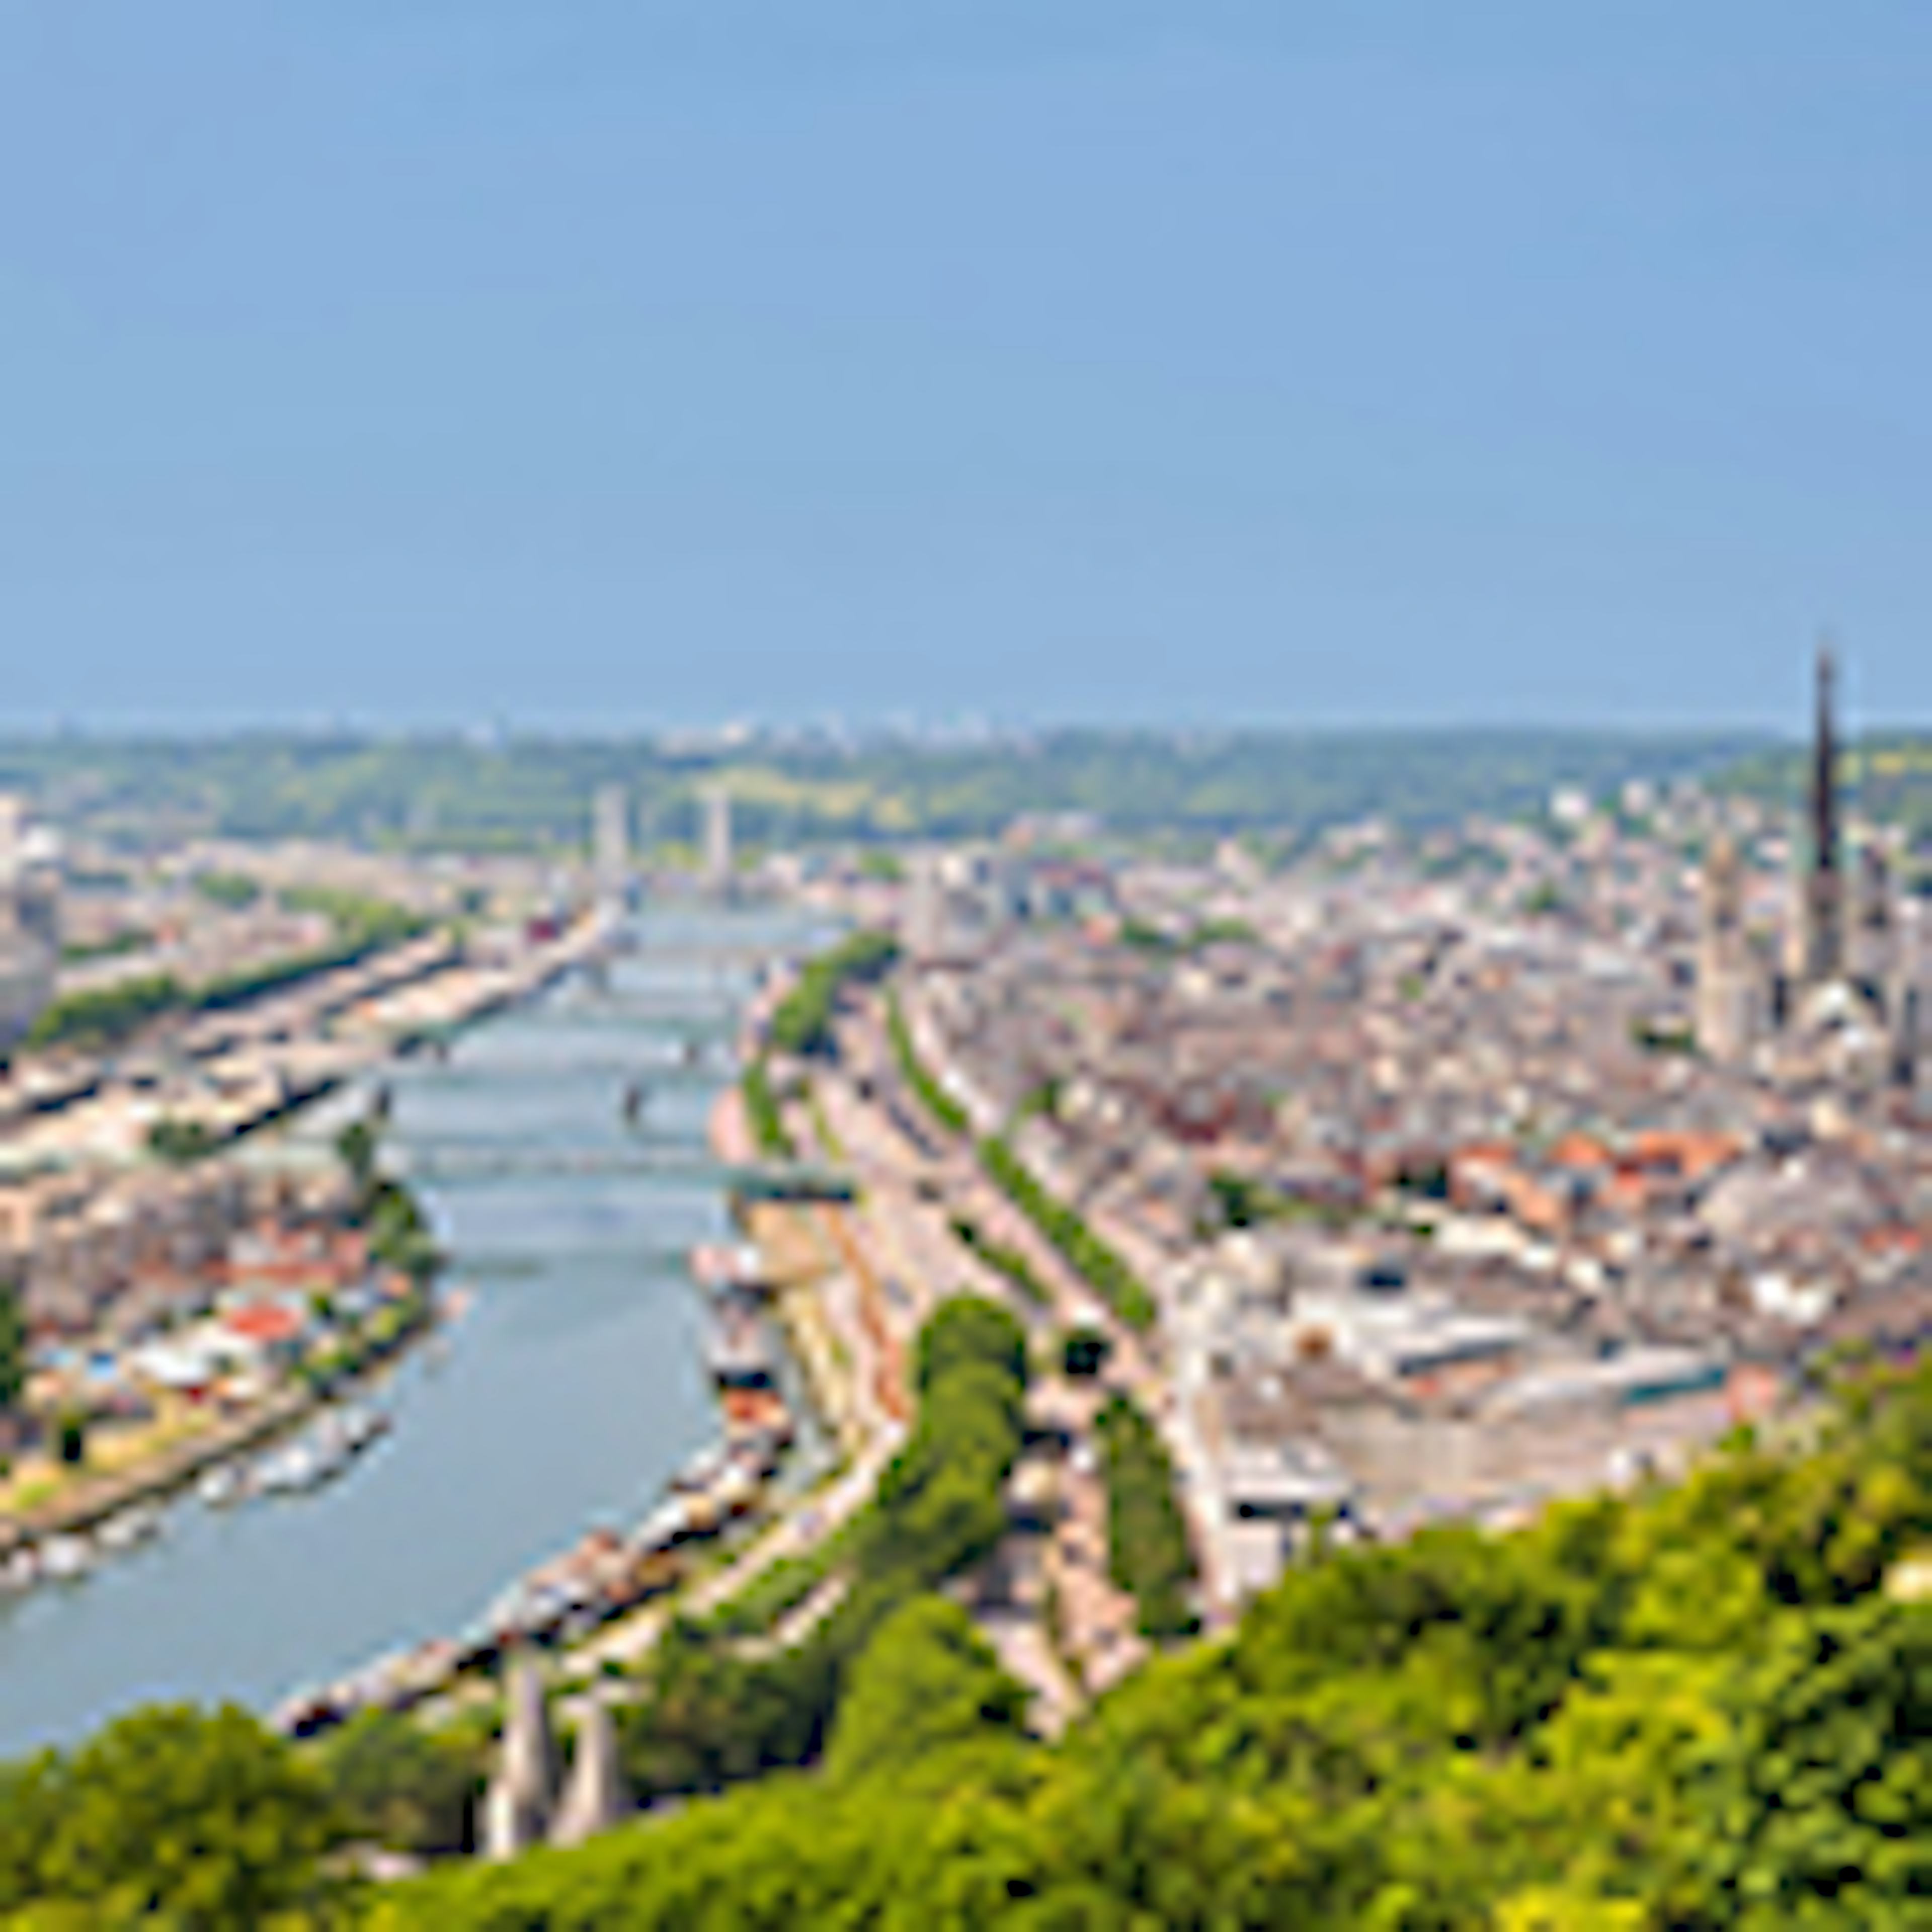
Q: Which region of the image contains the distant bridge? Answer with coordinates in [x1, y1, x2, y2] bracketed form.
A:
[391, 1143, 858, 1202]
[390, 1145, 725, 1184]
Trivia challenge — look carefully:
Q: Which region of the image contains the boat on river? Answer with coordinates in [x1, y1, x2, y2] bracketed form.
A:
[198, 1462, 248, 1507]
[39, 1536, 93, 1584]
[254, 1439, 327, 1496]
[671, 1441, 733, 1494]
[96, 1506, 162, 1554]
[705, 1305, 777, 1389]
[690, 1241, 771, 1297]
[253, 1403, 390, 1497]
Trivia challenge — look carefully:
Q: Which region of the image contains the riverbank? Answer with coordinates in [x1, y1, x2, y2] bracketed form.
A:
[556, 1097, 908, 1680]
[0, 1290, 434, 1561]
[283, 990, 932, 1729]
[0, 907, 796, 1755]
[0, 916, 607, 1551]
[271, 1299, 806, 1737]
[270, 1074, 852, 1735]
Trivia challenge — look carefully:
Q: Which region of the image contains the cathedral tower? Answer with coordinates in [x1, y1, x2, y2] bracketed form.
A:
[1697, 832, 1753, 1062]
[1801, 642, 1843, 986]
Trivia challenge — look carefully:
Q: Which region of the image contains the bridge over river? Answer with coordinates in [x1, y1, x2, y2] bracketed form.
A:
[0, 902, 830, 1755]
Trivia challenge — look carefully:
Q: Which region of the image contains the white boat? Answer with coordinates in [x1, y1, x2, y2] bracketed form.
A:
[258, 1411, 369, 1497]
[97, 1506, 161, 1553]
[256, 1440, 325, 1495]
[714, 1465, 761, 1514]
[629, 1497, 694, 1552]
[483, 1581, 535, 1633]
[40, 1535, 93, 1582]
[671, 1442, 733, 1493]
[198, 1463, 248, 1507]
[706, 1306, 777, 1389]
[0, 1547, 39, 1592]
[338, 1403, 389, 1454]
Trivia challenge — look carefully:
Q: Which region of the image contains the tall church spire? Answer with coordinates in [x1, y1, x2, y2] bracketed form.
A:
[1805, 639, 1842, 984]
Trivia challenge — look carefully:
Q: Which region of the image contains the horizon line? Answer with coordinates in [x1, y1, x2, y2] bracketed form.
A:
[0, 718, 1854, 747]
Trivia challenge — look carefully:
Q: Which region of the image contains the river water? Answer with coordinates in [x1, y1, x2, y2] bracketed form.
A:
[0, 903, 820, 1756]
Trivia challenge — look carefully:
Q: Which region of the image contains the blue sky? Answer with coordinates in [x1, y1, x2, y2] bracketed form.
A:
[3, 3, 1928, 734]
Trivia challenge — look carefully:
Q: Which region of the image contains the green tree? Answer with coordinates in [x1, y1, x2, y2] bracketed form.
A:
[613, 1296, 1029, 1811]
[0, 1705, 342, 1927]
[886, 989, 968, 1134]
[765, 930, 898, 1059]
[826, 1597, 1026, 1782]
[335, 1117, 379, 1201]
[149, 1117, 221, 1164]
[1095, 1394, 1198, 1639]
[1682, 1601, 1932, 1921]
[26, 974, 185, 1053]
[741, 1057, 794, 1160]
[1063, 1325, 1110, 1379]
[364, 1180, 439, 1283]
[0, 1276, 24, 1413]
[916, 1296, 1028, 1397]
[979, 1135, 1156, 1330]
[318, 1709, 482, 1857]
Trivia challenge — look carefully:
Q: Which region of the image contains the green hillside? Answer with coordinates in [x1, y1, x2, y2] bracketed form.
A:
[5, 1334, 1930, 1927]
[0, 728, 1764, 853]
[1722, 733, 1932, 855]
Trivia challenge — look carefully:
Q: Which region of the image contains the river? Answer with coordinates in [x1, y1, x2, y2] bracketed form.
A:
[0, 902, 822, 1756]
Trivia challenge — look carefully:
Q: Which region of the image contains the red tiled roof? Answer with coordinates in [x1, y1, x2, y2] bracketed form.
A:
[223, 1301, 305, 1345]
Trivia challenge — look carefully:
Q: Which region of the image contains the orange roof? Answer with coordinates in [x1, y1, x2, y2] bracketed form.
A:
[1861, 1225, 1925, 1255]
[1451, 1142, 1517, 1170]
[224, 1301, 305, 1345]
[1626, 1129, 1741, 1178]
[1600, 1171, 1652, 1214]
[1547, 1133, 1612, 1170]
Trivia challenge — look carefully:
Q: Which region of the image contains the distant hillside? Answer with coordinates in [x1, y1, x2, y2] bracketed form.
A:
[0, 729, 1766, 852]
[1719, 733, 1932, 848]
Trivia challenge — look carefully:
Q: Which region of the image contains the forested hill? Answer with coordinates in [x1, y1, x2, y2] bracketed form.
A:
[0, 728, 1764, 851]
[369, 1360, 1932, 1927]
[1721, 733, 1932, 845]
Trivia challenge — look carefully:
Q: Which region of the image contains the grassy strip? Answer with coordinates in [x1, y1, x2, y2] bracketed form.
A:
[701, 1507, 866, 1643]
[885, 987, 968, 1133]
[741, 1057, 795, 1160]
[766, 929, 899, 1058]
[192, 870, 261, 909]
[58, 928, 153, 965]
[806, 1088, 845, 1162]
[27, 973, 183, 1052]
[979, 1136, 1157, 1332]
[1094, 1392, 1198, 1639]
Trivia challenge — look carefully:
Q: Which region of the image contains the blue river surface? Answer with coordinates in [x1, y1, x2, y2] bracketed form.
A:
[0, 903, 822, 1756]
